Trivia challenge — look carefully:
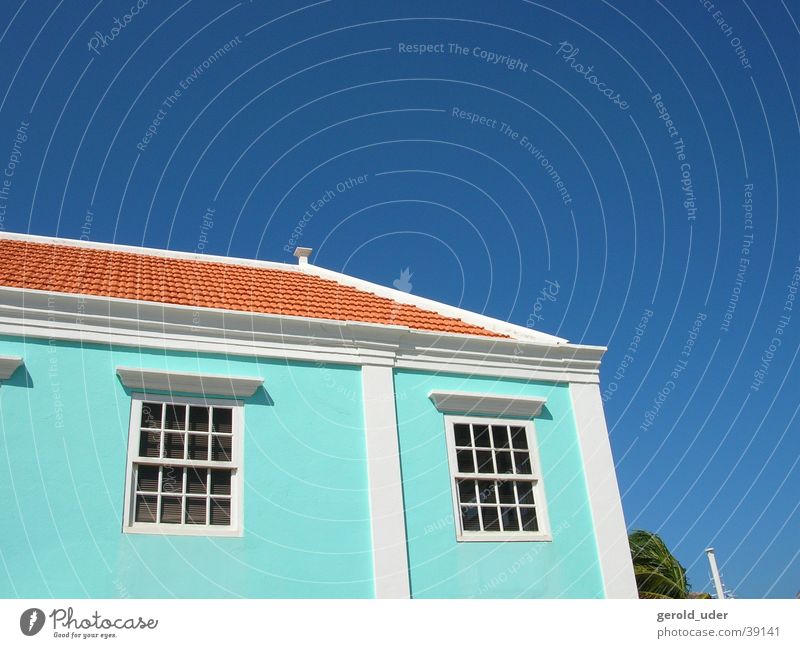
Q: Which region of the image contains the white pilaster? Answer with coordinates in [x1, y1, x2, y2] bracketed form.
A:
[361, 363, 411, 598]
[569, 382, 638, 598]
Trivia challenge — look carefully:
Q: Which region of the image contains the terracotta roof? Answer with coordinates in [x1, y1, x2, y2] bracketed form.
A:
[0, 238, 506, 338]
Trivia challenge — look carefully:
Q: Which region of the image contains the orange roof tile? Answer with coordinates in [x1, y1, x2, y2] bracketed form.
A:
[0, 238, 506, 338]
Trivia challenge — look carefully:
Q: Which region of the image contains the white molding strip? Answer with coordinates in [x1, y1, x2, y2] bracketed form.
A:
[116, 367, 263, 398]
[0, 355, 23, 380]
[428, 391, 547, 418]
[0, 287, 606, 384]
[568, 383, 638, 598]
[361, 364, 411, 598]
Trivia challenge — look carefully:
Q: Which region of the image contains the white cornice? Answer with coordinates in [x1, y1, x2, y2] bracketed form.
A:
[116, 367, 263, 398]
[0, 287, 605, 383]
[0, 355, 23, 380]
[428, 391, 547, 418]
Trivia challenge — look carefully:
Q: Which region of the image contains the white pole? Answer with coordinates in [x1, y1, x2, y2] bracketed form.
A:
[705, 547, 725, 599]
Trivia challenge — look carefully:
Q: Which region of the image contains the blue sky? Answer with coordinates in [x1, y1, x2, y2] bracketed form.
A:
[1, 0, 798, 598]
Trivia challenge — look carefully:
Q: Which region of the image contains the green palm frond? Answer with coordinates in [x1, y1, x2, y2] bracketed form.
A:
[629, 530, 690, 599]
[638, 591, 675, 599]
[634, 565, 686, 599]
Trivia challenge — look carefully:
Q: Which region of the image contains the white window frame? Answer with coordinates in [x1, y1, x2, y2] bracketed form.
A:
[444, 415, 551, 542]
[122, 393, 244, 537]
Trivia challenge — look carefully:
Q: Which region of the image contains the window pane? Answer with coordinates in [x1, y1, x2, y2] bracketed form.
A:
[187, 468, 207, 494]
[498, 480, 516, 504]
[461, 506, 481, 531]
[163, 432, 185, 459]
[510, 426, 528, 450]
[187, 433, 209, 461]
[456, 449, 475, 473]
[514, 452, 532, 475]
[161, 467, 183, 494]
[520, 507, 539, 532]
[211, 435, 232, 462]
[140, 403, 162, 428]
[185, 497, 207, 525]
[139, 430, 160, 458]
[473, 424, 490, 447]
[210, 498, 231, 525]
[460, 506, 481, 531]
[481, 506, 501, 531]
[136, 465, 159, 492]
[491, 425, 510, 448]
[212, 408, 233, 434]
[457, 479, 477, 504]
[454, 423, 471, 447]
[477, 480, 497, 504]
[165, 404, 186, 430]
[210, 470, 231, 495]
[188, 406, 209, 432]
[135, 495, 157, 523]
[495, 451, 513, 474]
[160, 497, 182, 524]
[500, 507, 520, 531]
[517, 482, 535, 505]
[475, 450, 494, 473]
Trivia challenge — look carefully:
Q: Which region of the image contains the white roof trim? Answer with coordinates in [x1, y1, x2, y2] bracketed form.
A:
[304, 264, 567, 345]
[0, 355, 23, 380]
[116, 367, 263, 398]
[0, 230, 566, 345]
[428, 390, 547, 418]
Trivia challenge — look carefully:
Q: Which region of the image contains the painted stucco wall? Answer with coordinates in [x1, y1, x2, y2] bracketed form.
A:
[0, 336, 373, 598]
[394, 369, 605, 598]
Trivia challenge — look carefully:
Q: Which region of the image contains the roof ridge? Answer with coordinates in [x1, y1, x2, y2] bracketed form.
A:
[0, 230, 303, 274]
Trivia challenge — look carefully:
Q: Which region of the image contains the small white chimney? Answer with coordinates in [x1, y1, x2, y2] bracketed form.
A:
[293, 247, 312, 265]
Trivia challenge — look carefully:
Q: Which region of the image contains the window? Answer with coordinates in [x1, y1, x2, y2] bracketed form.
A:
[123, 395, 243, 536]
[445, 416, 550, 541]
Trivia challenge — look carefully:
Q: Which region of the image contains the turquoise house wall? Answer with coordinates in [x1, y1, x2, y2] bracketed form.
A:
[393, 369, 605, 598]
[0, 336, 373, 598]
